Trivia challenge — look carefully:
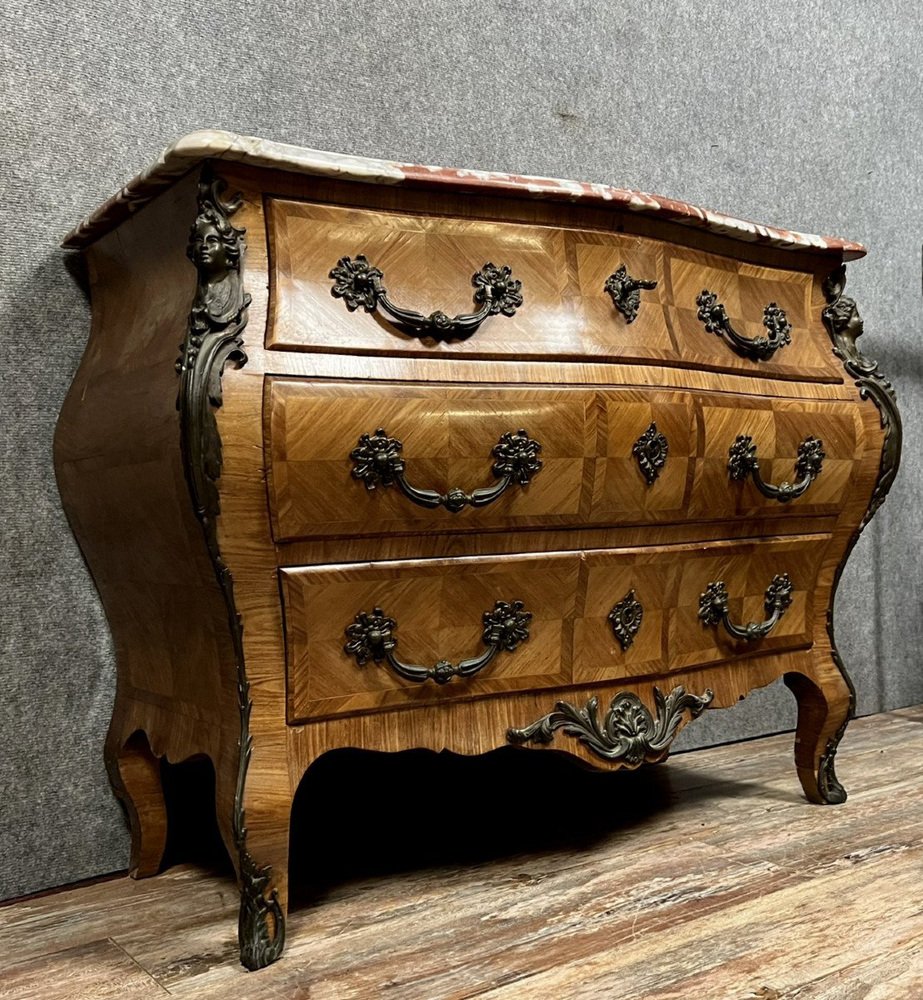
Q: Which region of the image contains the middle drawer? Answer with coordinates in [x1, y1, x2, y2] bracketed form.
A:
[265, 378, 862, 541]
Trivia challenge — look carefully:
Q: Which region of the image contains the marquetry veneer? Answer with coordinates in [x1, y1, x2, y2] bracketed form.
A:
[55, 130, 900, 971]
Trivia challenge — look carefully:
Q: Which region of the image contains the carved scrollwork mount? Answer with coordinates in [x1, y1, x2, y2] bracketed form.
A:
[177, 167, 283, 970]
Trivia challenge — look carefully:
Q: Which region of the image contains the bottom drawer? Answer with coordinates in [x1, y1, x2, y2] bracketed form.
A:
[280, 534, 830, 723]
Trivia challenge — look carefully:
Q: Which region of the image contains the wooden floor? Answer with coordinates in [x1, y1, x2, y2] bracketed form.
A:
[2, 707, 922, 999]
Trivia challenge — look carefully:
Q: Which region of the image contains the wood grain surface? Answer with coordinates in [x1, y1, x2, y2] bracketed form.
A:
[2, 707, 919, 999]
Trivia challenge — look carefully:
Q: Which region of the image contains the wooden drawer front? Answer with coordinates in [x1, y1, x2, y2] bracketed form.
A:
[266, 197, 840, 381]
[281, 552, 580, 723]
[689, 398, 864, 519]
[266, 380, 698, 541]
[267, 380, 593, 540]
[573, 535, 826, 683]
[281, 535, 829, 723]
[665, 247, 839, 380]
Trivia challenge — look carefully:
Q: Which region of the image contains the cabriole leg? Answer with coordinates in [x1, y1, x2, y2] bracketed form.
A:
[105, 729, 168, 878]
[215, 759, 290, 971]
[784, 668, 853, 804]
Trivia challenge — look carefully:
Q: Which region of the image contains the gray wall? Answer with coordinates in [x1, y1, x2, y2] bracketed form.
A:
[2, 0, 921, 901]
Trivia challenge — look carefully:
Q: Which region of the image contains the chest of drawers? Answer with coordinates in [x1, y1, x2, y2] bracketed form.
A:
[56, 131, 900, 970]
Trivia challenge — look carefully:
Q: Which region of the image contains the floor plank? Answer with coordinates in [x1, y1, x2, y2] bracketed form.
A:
[0, 708, 920, 998]
[0, 939, 168, 999]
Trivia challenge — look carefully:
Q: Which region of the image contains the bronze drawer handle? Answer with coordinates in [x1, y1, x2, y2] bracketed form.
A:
[344, 600, 532, 685]
[507, 685, 714, 765]
[604, 264, 658, 323]
[330, 255, 522, 338]
[728, 434, 825, 502]
[698, 573, 793, 641]
[696, 290, 791, 361]
[350, 427, 542, 513]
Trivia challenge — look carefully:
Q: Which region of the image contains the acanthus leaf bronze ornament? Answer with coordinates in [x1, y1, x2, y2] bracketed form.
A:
[176, 166, 283, 971]
[344, 600, 532, 685]
[696, 290, 792, 361]
[608, 589, 644, 651]
[698, 573, 793, 641]
[807, 264, 903, 804]
[330, 255, 523, 339]
[350, 427, 542, 513]
[235, 678, 286, 971]
[632, 422, 669, 485]
[604, 264, 658, 323]
[507, 686, 714, 766]
[727, 434, 825, 502]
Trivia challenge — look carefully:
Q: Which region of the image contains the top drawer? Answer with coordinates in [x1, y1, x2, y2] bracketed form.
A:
[266, 197, 842, 382]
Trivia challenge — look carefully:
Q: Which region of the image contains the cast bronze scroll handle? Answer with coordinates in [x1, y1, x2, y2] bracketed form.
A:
[604, 264, 657, 323]
[350, 427, 542, 513]
[344, 600, 532, 685]
[330, 255, 523, 338]
[696, 290, 791, 361]
[728, 434, 825, 502]
[698, 573, 793, 641]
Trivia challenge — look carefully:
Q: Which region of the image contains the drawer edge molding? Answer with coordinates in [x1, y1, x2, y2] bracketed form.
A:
[175, 167, 285, 972]
[507, 685, 714, 765]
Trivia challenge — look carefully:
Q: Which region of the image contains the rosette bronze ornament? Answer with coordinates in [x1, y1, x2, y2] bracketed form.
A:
[350, 427, 542, 513]
[330, 255, 522, 339]
[508, 686, 714, 766]
[344, 600, 532, 685]
[696, 290, 791, 361]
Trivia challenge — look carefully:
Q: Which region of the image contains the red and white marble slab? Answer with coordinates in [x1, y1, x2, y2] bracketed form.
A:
[63, 129, 866, 260]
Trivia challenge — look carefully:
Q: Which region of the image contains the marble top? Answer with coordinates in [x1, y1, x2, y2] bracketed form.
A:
[63, 129, 866, 260]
